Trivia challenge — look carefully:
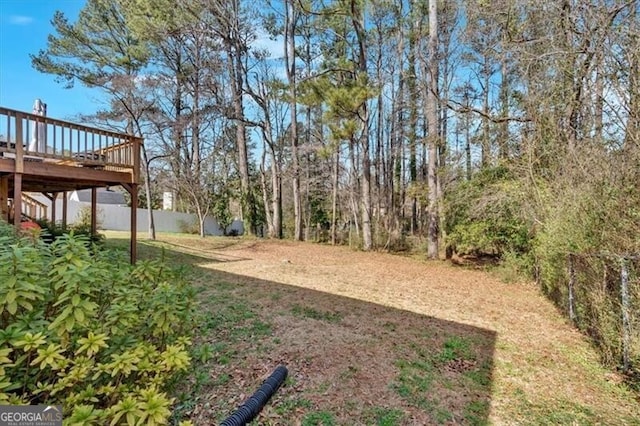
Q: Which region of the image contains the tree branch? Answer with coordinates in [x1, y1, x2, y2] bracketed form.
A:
[445, 98, 531, 123]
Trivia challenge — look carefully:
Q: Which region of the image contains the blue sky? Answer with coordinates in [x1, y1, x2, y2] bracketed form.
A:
[0, 0, 101, 120]
[0, 0, 284, 123]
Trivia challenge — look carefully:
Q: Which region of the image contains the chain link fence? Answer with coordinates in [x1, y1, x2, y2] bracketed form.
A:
[564, 253, 639, 374]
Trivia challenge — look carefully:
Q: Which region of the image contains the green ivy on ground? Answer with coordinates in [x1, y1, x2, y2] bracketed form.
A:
[0, 221, 194, 425]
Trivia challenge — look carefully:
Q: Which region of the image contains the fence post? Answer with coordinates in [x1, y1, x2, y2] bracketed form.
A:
[620, 257, 630, 373]
[568, 254, 576, 323]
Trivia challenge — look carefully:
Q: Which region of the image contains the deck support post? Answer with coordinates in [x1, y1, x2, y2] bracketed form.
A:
[122, 182, 138, 264]
[13, 174, 22, 227]
[0, 176, 8, 222]
[44, 192, 58, 223]
[91, 187, 97, 236]
[62, 191, 68, 229]
[50, 193, 57, 223]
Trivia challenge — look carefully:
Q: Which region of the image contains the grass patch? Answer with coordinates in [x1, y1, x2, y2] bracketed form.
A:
[302, 411, 336, 425]
[391, 335, 493, 424]
[274, 397, 313, 416]
[438, 335, 474, 363]
[197, 287, 273, 344]
[367, 407, 405, 426]
[511, 389, 601, 425]
[291, 304, 343, 323]
[433, 406, 454, 423]
[464, 400, 490, 425]
[392, 358, 435, 407]
[463, 360, 492, 387]
[214, 373, 231, 386]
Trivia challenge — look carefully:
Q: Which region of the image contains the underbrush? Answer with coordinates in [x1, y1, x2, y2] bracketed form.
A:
[533, 171, 640, 380]
[35, 218, 105, 244]
[0, 221, 195, 425]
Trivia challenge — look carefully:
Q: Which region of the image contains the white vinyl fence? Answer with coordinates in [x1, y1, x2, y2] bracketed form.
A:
[31, 194, 243, 236]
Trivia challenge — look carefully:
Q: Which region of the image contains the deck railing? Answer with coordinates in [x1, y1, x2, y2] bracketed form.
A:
[21, 193, 48, 220]
[0, 107, 141, 174]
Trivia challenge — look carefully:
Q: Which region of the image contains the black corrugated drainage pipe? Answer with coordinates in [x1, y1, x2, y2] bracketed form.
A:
[220, 365, 288, 426]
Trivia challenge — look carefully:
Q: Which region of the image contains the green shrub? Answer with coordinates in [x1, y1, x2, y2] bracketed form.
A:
[445, 166, 532, 257]
[0, 229, 194, 424]
[35, 210, 105, 244]
[71, 206, 105, 243]
[0, 220, 16, 239]
[34, 219, 68, 244]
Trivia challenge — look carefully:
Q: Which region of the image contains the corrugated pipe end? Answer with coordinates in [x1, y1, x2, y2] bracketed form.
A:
[220, 365, 288, 426]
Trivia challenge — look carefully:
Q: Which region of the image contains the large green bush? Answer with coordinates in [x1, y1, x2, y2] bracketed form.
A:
[445, 166, 532, 258]
[0, 221, 194, 425]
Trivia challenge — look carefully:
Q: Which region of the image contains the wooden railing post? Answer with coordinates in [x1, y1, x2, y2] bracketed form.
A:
[13, 112, 24, 227]
[133, 137, 141, 184]
[15, 112, 24, 173]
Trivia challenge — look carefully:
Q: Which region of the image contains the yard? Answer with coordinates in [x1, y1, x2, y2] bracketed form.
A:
[107, 232, 640, 425]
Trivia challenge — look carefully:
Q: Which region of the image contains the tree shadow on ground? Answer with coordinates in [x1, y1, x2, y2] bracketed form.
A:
[111, 237, 497, 425]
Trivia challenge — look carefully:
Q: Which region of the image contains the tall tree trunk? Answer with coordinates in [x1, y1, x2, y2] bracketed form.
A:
[361, 109, 373, 250]
[234, 88, 252, 234]
[481, 58, 491, 167]
[226, 0, 254, 235]
[348, 138, 360, 241]
[593, 60, 604, 141]
[272, 160, 282, 239]
[438, 0, 454, 257]
[389, 2, 405, 242]
[561, 0, 579, 151]
[408, 0, 419, 234]
[350, 0, 372, 250]
[426, 0, 439, 259]
[375, 53, 383, 235]
[141, 146, 156, 240]
[259, 147, 274, 237]
[285, 0, 303, 241]
[465, 90, 472, 180]
[499, 51, 510, 159]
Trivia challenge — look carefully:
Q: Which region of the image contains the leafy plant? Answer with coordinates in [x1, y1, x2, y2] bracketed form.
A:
[0, 229, 194, 424]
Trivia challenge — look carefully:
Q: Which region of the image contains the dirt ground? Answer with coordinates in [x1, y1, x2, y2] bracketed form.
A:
[130, 235, 640, 425]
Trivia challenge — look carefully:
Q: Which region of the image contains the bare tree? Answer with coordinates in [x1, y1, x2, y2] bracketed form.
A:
[425, 0, 440, 258]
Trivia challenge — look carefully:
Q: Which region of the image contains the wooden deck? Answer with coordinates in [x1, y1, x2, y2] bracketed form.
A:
[0, 106, 141, 262]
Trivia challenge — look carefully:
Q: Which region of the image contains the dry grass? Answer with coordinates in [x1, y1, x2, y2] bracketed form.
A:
[108, 233, 640, 425]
